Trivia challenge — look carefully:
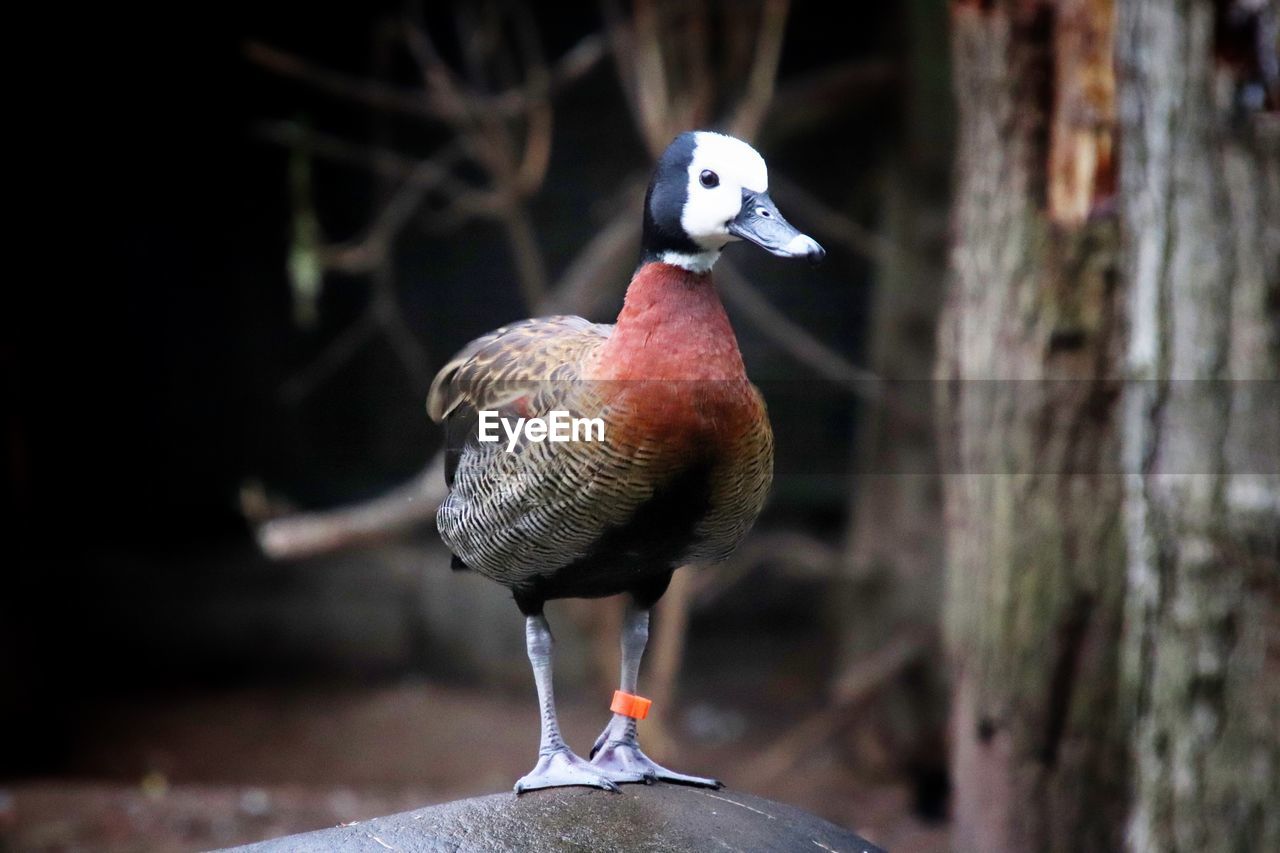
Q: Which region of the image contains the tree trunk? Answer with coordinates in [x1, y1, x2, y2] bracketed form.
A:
[1117, 1, 1280, 850]
[939, 2, 1128, 850]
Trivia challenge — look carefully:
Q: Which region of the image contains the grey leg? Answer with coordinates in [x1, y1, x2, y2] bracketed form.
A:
[589, 603, 721, 788]
[514, 613, 642, 794]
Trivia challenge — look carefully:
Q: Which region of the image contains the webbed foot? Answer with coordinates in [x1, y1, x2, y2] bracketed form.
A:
[514, 747, 642, 794]
[590, 734, 722, 788]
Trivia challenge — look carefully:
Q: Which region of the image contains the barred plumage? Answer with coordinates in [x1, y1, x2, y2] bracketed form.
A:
[428, 267, 775, 611]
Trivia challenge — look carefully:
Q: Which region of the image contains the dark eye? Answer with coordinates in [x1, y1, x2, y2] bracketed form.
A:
[699, 170, 719, 188]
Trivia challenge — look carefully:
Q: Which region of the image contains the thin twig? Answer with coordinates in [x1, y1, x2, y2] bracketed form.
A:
[729, 0, 791, 141]
[630, 0, 673, 153]
[257, 457, 446, 559]
[367, 20, 431, 394]
[321, 162, 450, 275]
[505, 0, 554, 193]
[771, 175, 907, 267]
[245, 41, 447, 120]
[600, 0, 644, 140]
[692, 530, 840, 607]
[254, 122, 460, 189]
[759, 58, 897, 145]
[281, 310, 380, 405]
[675, 0, 713, 130]
[246, 32, 606, 124]
[502, 211, 550, 311]
[370, 273, 432, 392]
[740, 632, 925, 786]
[645, 566, 696, 761]
[400, 17, 482, 141]
[403, 10, 552, 308]
[256, 123, 505, 229]
[539, 179, 646, 315]
[717, 259, 883, 398]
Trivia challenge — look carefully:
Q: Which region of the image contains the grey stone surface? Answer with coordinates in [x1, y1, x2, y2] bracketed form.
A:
[222, 783, 884, 853]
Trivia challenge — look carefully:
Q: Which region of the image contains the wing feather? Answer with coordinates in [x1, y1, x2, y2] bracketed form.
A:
[426, 316, 611, 422]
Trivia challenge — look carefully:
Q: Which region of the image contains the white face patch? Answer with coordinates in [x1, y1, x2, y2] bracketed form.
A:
[680, 132, 769, 251]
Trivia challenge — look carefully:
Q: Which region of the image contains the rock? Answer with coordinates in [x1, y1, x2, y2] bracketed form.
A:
[221, 783, 884, 853]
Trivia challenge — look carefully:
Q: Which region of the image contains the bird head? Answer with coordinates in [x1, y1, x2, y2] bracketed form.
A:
[641, 131, 825, 273]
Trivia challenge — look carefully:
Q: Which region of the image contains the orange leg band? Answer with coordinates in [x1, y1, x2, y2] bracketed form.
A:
[610, 690, 652, 720]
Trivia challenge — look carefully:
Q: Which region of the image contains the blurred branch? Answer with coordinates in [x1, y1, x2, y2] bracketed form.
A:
[399, 8, 555, 308]
[771, 174, 907, 267]
[691, 530, 839, 608]
[323, 154, 494, 275]
[504, 2, 555, 193]
[280, 311, 379, 405]
[761, 58, 897, 144]
[539, 178, 646, 315]
[717, 259, 883, 397]
[244, 32, 606, 123]
[728, 0, 790, 141]
[255, 121, 449, 187]
[674, 0, 713, 132]
[602, 0, 670, 154]
[245, 41, 442, 119]
[718, 262, 937, 438]
[255, 457, 447, 558]
[740, 631, 926, 787]
[644, 567, 696, 761]
[258, 126, 506, 264]
[371, 263, 433, 391]
[366, 19, 433, 394]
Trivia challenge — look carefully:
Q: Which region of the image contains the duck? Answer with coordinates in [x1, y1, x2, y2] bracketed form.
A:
[427, 130, 824, 794]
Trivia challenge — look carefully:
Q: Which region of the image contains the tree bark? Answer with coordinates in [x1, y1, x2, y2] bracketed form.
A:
[940, 2, 1128, 850]
[1117, 1, 1280, 850]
